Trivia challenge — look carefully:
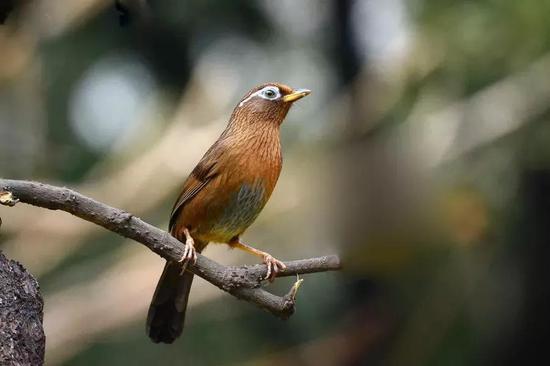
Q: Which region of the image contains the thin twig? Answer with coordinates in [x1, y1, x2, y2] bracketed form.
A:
[0, 179, 341, 318]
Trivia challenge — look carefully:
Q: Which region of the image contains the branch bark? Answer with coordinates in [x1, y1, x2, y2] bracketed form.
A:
[0, 179, 341, 319]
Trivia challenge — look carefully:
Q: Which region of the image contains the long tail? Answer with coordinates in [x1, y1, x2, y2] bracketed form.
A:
[146, 258, 197, 343]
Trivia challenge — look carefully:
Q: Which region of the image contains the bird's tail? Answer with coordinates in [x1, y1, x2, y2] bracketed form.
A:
[146, 250, 201, 343]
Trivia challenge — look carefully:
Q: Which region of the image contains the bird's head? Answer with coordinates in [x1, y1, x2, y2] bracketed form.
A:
[230, 83, 311, 126]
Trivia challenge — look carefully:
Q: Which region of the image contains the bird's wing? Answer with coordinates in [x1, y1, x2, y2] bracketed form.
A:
[168, 148, 221, 232]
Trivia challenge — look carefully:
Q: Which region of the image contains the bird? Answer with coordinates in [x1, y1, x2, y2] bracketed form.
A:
[146, 82, 311, 343]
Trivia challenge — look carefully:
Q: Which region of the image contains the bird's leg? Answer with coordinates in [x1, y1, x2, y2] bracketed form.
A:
[229, 239, 286, 281]
[179, 228, 197, 275]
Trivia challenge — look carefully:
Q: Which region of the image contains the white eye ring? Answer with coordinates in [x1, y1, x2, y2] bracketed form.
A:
[238, 85, 281, 107]
[261, 87, 280, 100]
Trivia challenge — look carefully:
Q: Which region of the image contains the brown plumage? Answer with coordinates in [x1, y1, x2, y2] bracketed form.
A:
[146, 82, 310, 343]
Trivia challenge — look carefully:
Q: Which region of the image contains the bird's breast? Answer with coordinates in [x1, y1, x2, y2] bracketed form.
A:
[209, 182, 267, 237]
[188, 127, 282, 243]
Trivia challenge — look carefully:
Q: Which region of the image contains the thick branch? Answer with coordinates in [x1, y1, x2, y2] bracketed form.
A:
[0, 179, 341, 319]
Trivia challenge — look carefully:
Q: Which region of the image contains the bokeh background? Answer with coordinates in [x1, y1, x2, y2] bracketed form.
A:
[2, 0, 550, 365]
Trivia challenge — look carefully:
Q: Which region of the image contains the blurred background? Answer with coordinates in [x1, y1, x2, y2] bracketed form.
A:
[1, 0, 550, 365]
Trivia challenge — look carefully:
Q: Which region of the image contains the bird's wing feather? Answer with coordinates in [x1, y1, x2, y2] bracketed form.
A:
[168, 147, 222, 232]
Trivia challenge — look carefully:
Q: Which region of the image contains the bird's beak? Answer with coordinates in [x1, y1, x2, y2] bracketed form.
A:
[282, 88, 311, 103]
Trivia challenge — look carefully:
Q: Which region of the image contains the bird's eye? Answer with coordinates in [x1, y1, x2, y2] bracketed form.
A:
[263, 88, 278, 99]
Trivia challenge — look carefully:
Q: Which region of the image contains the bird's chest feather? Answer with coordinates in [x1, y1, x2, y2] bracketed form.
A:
[210, 182, 267, 235]
[206, 155, 281, 242]
[192, 128, 282, 242]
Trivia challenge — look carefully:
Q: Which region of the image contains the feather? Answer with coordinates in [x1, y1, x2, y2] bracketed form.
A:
[169, 149, 220, 232]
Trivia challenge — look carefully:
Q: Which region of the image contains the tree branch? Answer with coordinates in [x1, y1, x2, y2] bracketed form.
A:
[0, 179, 341, 319]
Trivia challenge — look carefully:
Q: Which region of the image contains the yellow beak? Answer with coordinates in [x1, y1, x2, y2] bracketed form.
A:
[282, 88, 311, 103]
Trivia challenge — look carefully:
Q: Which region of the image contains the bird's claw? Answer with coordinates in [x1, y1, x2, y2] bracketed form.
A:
[179, 235, 197, 275]
[263, 254, 286, 282]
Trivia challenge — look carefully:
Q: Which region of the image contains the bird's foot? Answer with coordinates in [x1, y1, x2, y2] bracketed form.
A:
[228, 239, 286, 281]
[179, 231, 197, 274]
[263, 254, 286, 282]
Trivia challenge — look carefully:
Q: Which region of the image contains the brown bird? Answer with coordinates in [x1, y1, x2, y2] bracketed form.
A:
[146, 83, 311, 343]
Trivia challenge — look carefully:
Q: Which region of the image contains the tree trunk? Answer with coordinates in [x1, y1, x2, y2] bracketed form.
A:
[0, 251, 45, 366]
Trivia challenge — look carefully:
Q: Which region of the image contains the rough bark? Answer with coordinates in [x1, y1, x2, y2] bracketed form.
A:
[0, 252, 45, 366]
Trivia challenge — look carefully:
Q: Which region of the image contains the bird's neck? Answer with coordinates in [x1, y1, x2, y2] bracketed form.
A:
[219, 115, 283, 189]
[223, 111, 280, 141]
[220, 116, 282, 168]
